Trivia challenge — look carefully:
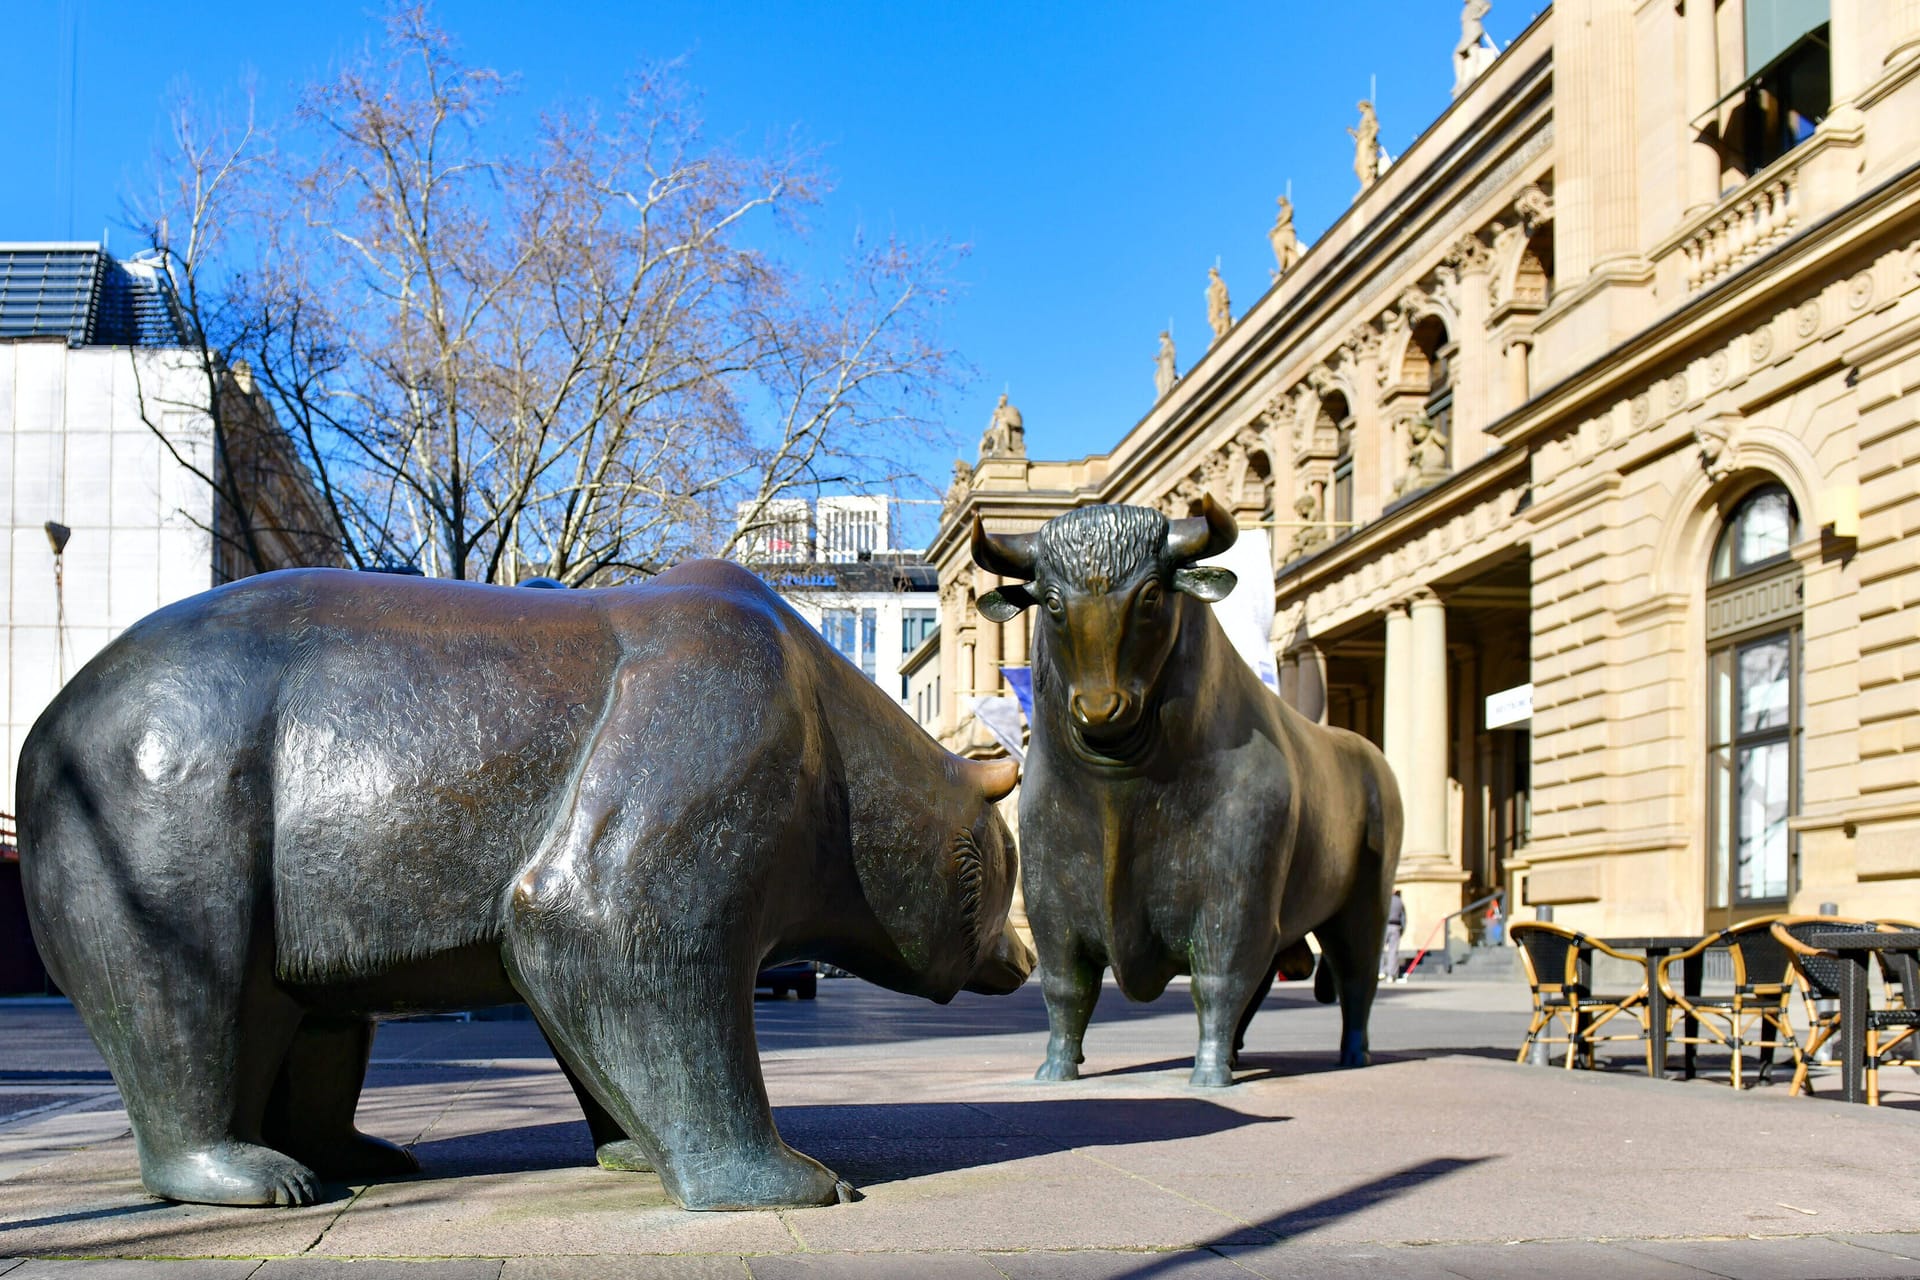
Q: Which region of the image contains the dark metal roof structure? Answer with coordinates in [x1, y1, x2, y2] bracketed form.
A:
[0, 243, 192, 347]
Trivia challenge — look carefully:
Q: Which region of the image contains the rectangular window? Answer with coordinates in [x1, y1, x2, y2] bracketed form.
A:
[859, 609, 877, 680]
[821, 609, 858, 667]
[901, 608, 938, 654]
[1709, 631, 1796, 908]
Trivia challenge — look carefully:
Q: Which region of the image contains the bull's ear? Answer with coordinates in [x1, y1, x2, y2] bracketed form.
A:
[978, 584, 1036, 621]
[1172, 565, 1237, 602]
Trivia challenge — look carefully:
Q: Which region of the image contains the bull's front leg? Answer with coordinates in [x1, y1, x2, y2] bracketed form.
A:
[1034, 940, 1103, 1082]
[1189, 959, 1275, 1088]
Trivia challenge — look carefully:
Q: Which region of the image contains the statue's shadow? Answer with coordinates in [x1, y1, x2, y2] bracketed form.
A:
[404, 1098, 1286, 1185]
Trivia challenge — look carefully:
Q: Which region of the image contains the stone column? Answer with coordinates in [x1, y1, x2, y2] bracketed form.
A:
[1383, 601, 1413, 799]
[1892, 1, 1920, 67]
[1555, 0, 1641, 278]
[1449, 251, 1493, 457]
[1393, 591, 1466, 936]
[1684, 0, 1721, 216]
[1504, 338, 1532, 411]
[976, 572, 1003, 695]
[1407, 592, 1450, 866]
[1004, 608, 1028, 671]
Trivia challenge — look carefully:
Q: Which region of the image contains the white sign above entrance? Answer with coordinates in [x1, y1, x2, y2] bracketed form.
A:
[1486, 682, 1534, 730]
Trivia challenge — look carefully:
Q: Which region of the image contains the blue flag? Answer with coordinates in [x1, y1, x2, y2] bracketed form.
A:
[1000, 666, 1033, 721]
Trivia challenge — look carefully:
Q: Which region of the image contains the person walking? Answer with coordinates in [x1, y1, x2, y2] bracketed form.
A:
[1380, 890, 1406, 982]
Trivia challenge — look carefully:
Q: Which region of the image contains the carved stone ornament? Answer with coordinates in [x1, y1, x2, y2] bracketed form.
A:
[1444, 232, 1491, 274]
[1513, 183, 1554, 234]
[943, 458, 975, 516]
[1693, 414, 1738, 482]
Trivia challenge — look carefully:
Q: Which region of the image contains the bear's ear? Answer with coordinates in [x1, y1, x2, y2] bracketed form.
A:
[978, 584, 1037, 622]
[1172, 565, 1237, 602]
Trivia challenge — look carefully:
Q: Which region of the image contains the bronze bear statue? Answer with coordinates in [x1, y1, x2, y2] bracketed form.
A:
[18, 560, 1031, 1211]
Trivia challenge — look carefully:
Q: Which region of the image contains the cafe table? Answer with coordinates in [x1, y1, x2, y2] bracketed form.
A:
[1598, 935, 1716, 1078]
[1807, 929, 1920, 1104]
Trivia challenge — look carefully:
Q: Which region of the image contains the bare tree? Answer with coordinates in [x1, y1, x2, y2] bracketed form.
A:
[139, 6, 960, 585]
[127, 89, 346, 579]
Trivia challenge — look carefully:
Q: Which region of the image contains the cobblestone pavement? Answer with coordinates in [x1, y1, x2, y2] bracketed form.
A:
[2, 974, 1918, 1278]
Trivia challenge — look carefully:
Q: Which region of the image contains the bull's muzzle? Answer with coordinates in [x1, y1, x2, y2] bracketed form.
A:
[1069, 688, 1134, 732]
[964, 924, 1036, 995]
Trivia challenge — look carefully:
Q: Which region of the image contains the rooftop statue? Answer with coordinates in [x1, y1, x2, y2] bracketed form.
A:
[1155, 329, 1178, 398]
[973, 498, 1403, 1087]
[980, 392, 1026, 460]
[1206, 267, 1232, 343]
[17, 563, 1032, 1211]
[1270, 195, 1302, 279]
[1349, 100, 1381, 192]
[1453, 0, 1498, 96]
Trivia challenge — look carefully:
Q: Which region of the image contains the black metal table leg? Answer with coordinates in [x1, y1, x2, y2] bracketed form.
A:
[1839, 950, 1868, 1104]
[1683, 954, 1703, 1079]
[1645, 949, 1669, 1078]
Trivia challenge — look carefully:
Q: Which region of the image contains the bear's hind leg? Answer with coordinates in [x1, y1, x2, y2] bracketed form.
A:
[263, 1016, 418, 1181]
[31, 807, 322, 1207]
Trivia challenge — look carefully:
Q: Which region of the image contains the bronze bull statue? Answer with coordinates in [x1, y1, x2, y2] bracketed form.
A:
[973, 497, 1401, 1086]
[18, 560, 1032, 1211]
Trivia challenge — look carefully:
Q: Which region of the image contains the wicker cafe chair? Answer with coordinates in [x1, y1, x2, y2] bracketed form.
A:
[1873, 920, 1920, 1010]
[1769, 916, 1876, 1096]
[1512, 922, 1651, 1071]
[1657, 917, 1799, 1089]
[1773, 920, 1920, 1104]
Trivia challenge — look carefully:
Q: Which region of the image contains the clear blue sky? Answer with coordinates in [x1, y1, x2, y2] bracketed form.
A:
[4, 0, 1543, 513]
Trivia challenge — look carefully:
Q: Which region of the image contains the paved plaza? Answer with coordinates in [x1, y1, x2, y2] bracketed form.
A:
[1, 974, 1918, 1277]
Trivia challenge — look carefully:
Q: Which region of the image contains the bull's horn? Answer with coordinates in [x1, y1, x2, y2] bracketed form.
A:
[1167, 493, 1238, 562]
[966, 755, 1021, 802]
[972, 516, 1038, 579]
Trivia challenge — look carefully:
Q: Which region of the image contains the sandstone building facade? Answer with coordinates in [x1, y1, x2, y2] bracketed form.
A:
[930, 2, 1920, 941]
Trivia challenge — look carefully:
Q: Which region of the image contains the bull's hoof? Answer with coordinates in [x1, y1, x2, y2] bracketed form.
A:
[1189, 1059, 1235, 1088]
[595, 1139, 654, 1173]
[665, 1147, 856, 1211]
[143, 1142, 322, 1207]
[1337, 1030, 1371, 1069]
[295, 1131, 418, 1180]
[1034, 1056, 1081, 1082]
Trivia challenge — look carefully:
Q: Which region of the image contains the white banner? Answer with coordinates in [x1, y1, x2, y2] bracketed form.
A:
[970, 695, 1027, 766]
[1200, 528, 1279, 691]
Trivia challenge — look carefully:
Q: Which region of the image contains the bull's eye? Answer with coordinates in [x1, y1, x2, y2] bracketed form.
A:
[1043, 591, 1065, 617]
[1138, 581, 1163, 611]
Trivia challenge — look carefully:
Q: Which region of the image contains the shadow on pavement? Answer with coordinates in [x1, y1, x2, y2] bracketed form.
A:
[400, 1096, 1288, 1184]
[1101, 1156, 1495, 1278]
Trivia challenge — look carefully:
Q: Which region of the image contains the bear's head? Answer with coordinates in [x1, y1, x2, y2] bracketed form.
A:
[826, 753, 1034, 1003]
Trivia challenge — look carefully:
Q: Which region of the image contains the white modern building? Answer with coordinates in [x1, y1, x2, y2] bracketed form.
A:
[1, 243, 334, 816]
[735, 496, 939, 713]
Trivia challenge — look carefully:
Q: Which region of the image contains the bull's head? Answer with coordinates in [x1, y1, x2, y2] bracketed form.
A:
[972, 497, 1238, 764]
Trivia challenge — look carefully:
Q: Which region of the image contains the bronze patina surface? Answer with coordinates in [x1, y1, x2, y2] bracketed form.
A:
[973, 497, 1402, 1086]
[17, 559, 1031, 1211]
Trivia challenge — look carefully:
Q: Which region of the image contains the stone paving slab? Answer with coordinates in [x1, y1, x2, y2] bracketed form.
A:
[4, 981, 1920, 1276]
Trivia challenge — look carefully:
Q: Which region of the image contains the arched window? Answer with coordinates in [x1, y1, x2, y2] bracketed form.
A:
[1322, 392, 1355, 529]
[1412, 317, 1454, 458]
[1705, 483, 1802, 919]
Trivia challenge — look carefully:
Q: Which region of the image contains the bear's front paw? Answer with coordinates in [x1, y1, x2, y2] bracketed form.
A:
[142, 1142, 323, 1207]
[665, 1145, 857, 1211]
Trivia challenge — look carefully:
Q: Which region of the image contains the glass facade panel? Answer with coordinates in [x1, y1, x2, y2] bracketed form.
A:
[859, 610, 877, 680]
[902, 609, 937, 653]
[1734, 740, 1791, 901]
[1737, 635, 1791, 733]
[821, 609, 857, 666]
